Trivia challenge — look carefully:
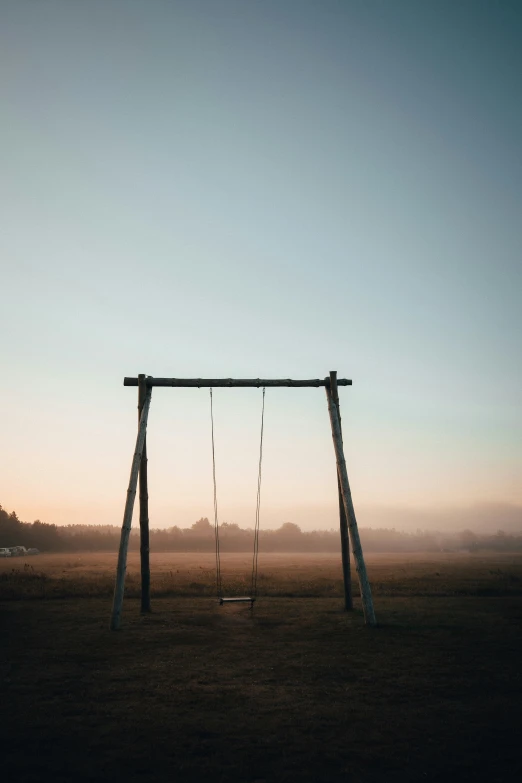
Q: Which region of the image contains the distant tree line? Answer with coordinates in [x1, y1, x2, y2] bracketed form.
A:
[0, 506, 63, 550]
[2, 505, 522, 553]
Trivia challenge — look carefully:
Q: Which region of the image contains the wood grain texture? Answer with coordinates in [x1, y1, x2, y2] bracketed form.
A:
[326, 384, 376, 626]
[124, 377, 352, 388]
[138, 375, 151, 614]
[110, 389, 152, 631]
[329, 371, 353, 611]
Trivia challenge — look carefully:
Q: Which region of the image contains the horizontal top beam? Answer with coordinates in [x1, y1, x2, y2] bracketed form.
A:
[123, 377, 352, 388]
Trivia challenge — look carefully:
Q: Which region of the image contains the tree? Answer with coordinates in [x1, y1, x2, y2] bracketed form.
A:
[190, 517, 213, 536]
[278, 522, 302, 536]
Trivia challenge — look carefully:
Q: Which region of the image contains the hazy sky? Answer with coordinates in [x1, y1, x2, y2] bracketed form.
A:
[1, 1, 521, 531]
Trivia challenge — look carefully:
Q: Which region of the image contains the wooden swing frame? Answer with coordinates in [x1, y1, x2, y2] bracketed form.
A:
[110, 372, 376, 630]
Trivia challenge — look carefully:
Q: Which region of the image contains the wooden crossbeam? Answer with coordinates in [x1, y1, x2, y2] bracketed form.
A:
[124, 377, 352, 388]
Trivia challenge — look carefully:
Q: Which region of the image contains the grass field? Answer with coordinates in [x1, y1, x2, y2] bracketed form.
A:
[1, 552, 522, 782]
[2, 550, 522, 600]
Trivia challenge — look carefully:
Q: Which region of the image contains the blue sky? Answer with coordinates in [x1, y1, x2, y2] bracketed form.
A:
[1, 1, 521, 530]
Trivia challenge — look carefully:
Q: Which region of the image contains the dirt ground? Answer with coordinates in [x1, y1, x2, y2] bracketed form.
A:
[1, 553, 522, 782]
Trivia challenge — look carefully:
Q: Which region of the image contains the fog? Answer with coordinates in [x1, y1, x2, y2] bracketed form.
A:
[154, 501, 522, 534]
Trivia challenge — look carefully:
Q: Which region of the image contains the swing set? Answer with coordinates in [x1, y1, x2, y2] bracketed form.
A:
[110, 373, 376, 630]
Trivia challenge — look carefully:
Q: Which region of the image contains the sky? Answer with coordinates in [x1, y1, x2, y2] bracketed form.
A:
[1, 1, 521, 532]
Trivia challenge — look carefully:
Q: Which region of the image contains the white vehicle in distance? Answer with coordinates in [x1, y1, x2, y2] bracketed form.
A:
[8, 546, 28, 556]
[6, 546, 40, 556]
[0, 548, 12, 557]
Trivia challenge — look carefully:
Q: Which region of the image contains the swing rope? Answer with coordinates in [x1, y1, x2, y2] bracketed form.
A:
[250, 387, 265, 599]
[209, 388, 223, 599]
[209, 386, 266, 604]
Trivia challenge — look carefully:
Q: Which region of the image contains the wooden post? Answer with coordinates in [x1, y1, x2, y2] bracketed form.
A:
[330, 371, 353, 610]
[138, 374, 151, 613]
[325, 382, 376, 626]
[110, 388, 152, 631]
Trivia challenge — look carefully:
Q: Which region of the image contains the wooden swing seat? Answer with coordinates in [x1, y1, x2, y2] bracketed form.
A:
[219, 597, 256, 605]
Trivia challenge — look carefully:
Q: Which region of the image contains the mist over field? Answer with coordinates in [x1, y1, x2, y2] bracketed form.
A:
[3, 502, 522, 554]
[358, 502, 522, 534]
[221, 501, 522, 534]
[6, 499, 522, 538]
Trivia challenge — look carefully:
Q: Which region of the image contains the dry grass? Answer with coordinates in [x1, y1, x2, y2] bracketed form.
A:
[1, 550, 522, 600]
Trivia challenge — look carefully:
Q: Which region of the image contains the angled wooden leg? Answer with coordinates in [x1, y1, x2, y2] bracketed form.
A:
[326, 381, 376, 626]
[330, 371, 353, 611]
[110, 388, 152, 631]
[138, 374, 151, 614]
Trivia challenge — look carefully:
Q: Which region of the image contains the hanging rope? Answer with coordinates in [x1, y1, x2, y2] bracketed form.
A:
[210, 386, 266, 605]
[250, 387, 265, 599]
[209, 388, 222, 599]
